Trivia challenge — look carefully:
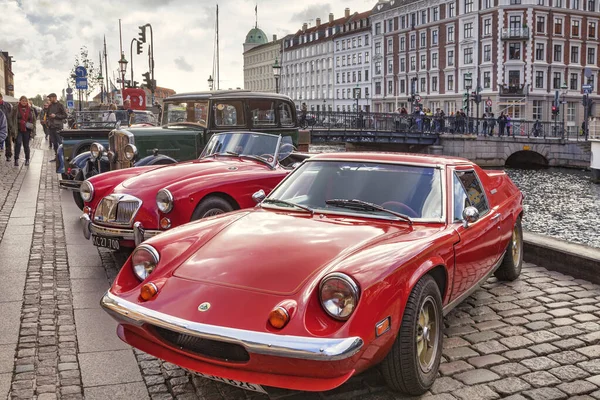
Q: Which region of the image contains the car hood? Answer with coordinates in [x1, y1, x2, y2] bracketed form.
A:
[173, 210, 437, 296]
[120, 157, 268, 191]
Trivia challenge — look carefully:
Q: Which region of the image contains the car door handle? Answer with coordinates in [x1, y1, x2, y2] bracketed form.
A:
[491, 213, 501, 221]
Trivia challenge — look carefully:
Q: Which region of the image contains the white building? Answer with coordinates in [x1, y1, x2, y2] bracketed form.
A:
[243, 26, 283, 93]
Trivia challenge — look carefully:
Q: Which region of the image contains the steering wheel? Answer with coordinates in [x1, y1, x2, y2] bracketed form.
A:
[381, 201, 419, 218]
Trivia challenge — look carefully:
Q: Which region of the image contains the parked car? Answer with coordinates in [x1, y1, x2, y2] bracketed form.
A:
[80, 131, 308, 251]
[64, 91, 299, 209]
[100, 152, 523, 395]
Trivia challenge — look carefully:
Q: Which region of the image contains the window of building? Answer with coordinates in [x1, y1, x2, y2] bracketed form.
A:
[358, 53, 362, 64]
[449, 2, 455, 17]
[336, 89, 340, 99]
[365, 52, 370, 63]
[509, 43, 521, 60]
[375, 42, 382, 55]
[352, 38, 357, 48]
[365, 69, 369, 80]
[536, 71, 544, 88]
[536, 43, 545, 60]
[400, 37, 406, 51]
[588, 75, 595, 89]
[432, 76, 438, 91]
[464, 23, 473, 38]
[464, 47, 473, 64]
[388, 19, 394, 33]
[411, 13, 417, 27]
[358, 71, 362, 81]
[510, 0, 521, 3]
[484, 45, 491, 62]
[448, 74, 454, 90]
[420, 32, 426, 47]
[401, 15, 406, 29]
[554, 18, 563, 35]
[537, 16, 545, 33]
[375, 23, 382, 35]
[448, 50, 454, 66]
[572, 0, 580, 8]
[400, 79, 406, 93]
[336, 73, 340, 84]
[484, 19, 491, 35]
[375, 81, 381, 95]
[484, 71, 491, 88]
[589, 22, 597, 38]
[553, 72, 562, 88]
[533, 100, 543, 120]
[554, 44, 562, 62]
[447, 26, 455, 43]
[410, 56, 416, 70]
[421, 77, 426, 92]
[509, 16, 521, 30]
[342, 73, 346, 83]
[432, 53, 438, 68]
[433, 7, 439, 21]
[485, 0, 492, 8]
[410, 34, 416, 49]
[555, 0, 563, 6]
[421, 54, 427, 69]
[342, 41, 346, 50]
[358, 37, 362, 47]
[365, 35, 370, 45]
[421, 10, 427, 24]
[570, 73, 579, 89]
[400, 57, 406, 71]
[353, 54, 357, 64]
[572, 20, 580, 36]
[388, 80, 394, 94]
[336, 41, 340, 51]
[588, 48, 596, 65]
[589, 0, 597, 10]
[571, 46, 580, 63]
[432, 30, 438, 45]
[375, 61, 382, 74]
[388, 59, 394, 74]
[465, 0, 473, 12]
[365, 87, 370, 97]
[538, 0, 544, 5]
[567, 102, 576, 122]
[387, 39, 393, 53]
[353, 71, 357, 82]
[342, 57, 346, 67]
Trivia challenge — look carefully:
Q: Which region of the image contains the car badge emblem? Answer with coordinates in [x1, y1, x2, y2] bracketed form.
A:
[198, 302, 211, 312]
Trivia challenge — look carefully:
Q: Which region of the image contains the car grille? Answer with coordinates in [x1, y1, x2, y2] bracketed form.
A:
[153, 326, 250, 363]
[109, 130, 134, 170]
[94, 194, 142, 227]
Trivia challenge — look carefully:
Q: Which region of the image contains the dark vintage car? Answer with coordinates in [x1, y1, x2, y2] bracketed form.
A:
[64, 91, 299, 209]
[101, 153, 524, 395]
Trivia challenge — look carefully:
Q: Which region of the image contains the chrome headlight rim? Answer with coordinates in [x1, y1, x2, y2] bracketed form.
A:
[319, 272, 360, 321]
[132, 244, 160, 281]
[124, 144, 138, 161]
[90, 142, 105, 161]
[156, 189, 174, 214]
[80, 180, 94, 203]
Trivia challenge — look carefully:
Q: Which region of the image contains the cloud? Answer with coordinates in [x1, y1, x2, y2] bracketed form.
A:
[174, 56, 194, 72]
[290, 4, 332, 24]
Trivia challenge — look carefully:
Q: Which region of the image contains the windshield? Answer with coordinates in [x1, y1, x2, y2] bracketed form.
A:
[163, 101, 209, 127]
[132, 112, 157, 125]
[267, 161, 443, 220]
[72, 111, 132, 129]
[200, 132, 281, 161]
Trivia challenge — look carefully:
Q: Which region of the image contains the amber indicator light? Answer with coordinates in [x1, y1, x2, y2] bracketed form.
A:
[160, 217, 171, 230]
[376, 317, 391, 337]
[140, 283, 158, 301]
[83, 206, 91, 214]
[268, 307, 289, 329]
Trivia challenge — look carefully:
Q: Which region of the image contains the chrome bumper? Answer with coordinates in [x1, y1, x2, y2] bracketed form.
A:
[80, 214, 162, 245]
[59, 179, 82, 192]
[101, 291, 363, 361]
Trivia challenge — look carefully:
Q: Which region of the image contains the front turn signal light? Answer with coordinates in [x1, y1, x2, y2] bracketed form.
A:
[160, 217, 171, 230]
[140, 282, 158, 301]
[268, 306, 289, 329]
[83, 206, 91, 215]
[376, 317, 391, 337]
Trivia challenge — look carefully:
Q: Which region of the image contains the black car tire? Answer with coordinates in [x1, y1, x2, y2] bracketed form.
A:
[73, 171, 85, 211]
[381, 274, 443, 395]
[494, 217, 523, 281]
[190, 196, 234, 221]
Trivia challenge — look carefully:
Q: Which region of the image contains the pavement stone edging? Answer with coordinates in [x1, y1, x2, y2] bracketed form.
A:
[9, 141, 84, 400]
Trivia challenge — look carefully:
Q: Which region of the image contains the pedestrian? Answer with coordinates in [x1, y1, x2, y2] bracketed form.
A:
[103, 103, 117, 122]
[0, 107, 7, 146]
[488, 113, 496, 136]
[498, 112, 507, 136]
[506, 114, 512, 137]
[40, 101, 51, 147]
[10, 95, 36, 166]
[46, 93, 67, 162]
[0, 92, 13, 158]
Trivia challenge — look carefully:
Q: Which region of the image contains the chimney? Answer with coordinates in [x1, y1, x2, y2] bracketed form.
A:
[345, 8, 350, 18]
[316, 18, 321, 27]
[273, 34, 277, 41]
[329, 13, 334, 23]
[302, 23, 308, 32]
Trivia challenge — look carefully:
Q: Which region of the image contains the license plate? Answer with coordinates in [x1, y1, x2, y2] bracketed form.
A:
[92, 234, 121, 251]
[193, 372, 267, 394]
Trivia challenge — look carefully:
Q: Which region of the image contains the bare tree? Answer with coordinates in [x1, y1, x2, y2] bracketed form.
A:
[68, 46, 99, 101]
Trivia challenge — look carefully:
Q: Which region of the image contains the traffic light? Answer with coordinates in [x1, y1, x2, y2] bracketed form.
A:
[142, 72, 151, 89]
[136, 40, 143, 55]
[551, 105, 559, 116]
[138, 26, 147, 43]
[475, 94, 482, 104]
[463, 92, 470, 112]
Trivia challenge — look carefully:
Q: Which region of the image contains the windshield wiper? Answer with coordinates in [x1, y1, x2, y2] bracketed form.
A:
[325, 199, 413, 225]
[263, 198, 314, 215]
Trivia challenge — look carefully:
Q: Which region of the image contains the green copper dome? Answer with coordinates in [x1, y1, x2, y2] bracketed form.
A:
[245, 27, 268, 44]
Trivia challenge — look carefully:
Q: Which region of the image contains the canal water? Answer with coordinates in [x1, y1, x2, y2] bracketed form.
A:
[309, 145, 600, 249]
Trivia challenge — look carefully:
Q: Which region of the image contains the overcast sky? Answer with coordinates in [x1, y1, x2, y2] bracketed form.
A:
[0, 0, 376, 99]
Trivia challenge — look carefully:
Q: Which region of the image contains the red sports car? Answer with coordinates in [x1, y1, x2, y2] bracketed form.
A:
[101, 153, 524, 395]
[80, 131, 306, 251]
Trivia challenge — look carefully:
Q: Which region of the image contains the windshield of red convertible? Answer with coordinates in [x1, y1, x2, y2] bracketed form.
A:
[267, 161, 443, 220]
[163, 101, 208, 127]
[200, 132, 280, 160]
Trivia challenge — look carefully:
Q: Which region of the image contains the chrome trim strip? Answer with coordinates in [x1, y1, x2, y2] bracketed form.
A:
[59, 179, 82, 192]
[442, 250, 506, 316]
[87, 222, 162, 241]
[101, 291, 364, 361]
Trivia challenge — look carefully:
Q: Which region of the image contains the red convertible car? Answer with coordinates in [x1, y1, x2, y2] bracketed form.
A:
[80, 131, 306, 251]
[101, 153, 523, 395]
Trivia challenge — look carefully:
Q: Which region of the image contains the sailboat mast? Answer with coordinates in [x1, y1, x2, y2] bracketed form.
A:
[104, 36, 110, 102]
[216, 4, 220, 90]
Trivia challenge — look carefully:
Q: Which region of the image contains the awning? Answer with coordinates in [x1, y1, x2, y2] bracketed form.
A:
[0, 94, 19, 103]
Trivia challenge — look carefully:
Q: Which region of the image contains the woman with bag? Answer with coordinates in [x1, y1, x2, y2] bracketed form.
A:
[10, 96, 36, 166]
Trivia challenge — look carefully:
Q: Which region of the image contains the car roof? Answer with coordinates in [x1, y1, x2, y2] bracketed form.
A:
[165, 90, 293, 102]
[308, 152, 474, 167]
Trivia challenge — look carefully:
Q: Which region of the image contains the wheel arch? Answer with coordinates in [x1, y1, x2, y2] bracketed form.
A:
[407, 257, 449, 304]
[195, 192, 241, 213]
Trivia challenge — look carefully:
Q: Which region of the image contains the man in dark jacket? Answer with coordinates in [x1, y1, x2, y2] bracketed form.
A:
[46, 93, 67, 161]
[0, 93, 13, 160]
[0, 110, 7, 144]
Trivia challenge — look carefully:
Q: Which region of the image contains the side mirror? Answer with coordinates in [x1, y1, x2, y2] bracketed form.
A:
[252, 189, 266, 204]
[462, 206, 480, 228]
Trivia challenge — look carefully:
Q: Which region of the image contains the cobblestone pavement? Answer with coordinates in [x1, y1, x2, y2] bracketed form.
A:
[3, 136, 600, 400]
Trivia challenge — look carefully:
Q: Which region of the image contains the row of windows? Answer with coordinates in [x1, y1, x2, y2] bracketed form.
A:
[536, 43, 598, 64]
[335, 87, 370, 99]
[535, 16, 598, 38]
[335, 70, 370, 84]
[335, 35, 370, 51]
[335, 52, 370, 67]
[245, 51, 279, 65]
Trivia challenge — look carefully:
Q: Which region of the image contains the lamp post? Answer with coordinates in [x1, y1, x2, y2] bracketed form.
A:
[272, 58, 282, 94]
[118, 53, 128, 93]
[465, 72, 473, 133]
[561, 83, 568, 137]
[97, 73, 104, 103]
[208, 75, 214, 91]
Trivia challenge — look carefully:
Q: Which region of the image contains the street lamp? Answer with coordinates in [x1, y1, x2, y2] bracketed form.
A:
[97, 73, 104, 103]
[465, 73, 473, 90]
[208, 75, 214, 91]
[465, 73, 473, 133]
[272, 58, 282, 94]
[561, 82, 568, 136]
[118, 53, 128, 92]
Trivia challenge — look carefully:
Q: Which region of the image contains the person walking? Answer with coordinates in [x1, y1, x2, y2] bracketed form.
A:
[46, 93, 67, 162]
[40, 101, 51, 147]
[0, 107, 8, 146]
[0, 92, 13, 158]
[498, 112, 507, 137]
[506, 114, 513, 137]
[10, 95, 36, 166]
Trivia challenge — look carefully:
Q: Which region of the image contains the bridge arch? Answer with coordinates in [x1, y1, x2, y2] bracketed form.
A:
[505, 150, 549, 168]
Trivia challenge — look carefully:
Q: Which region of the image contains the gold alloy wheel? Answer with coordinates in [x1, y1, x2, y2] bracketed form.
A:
[511, 224, 522, 266]
[416, 296, 439, 373]
[203, 209, 225, 217]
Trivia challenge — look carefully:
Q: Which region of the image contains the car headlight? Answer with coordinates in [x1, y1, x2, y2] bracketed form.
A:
[132, 244, 160, 281]
[80, 180, 94, 203]
[124, 144, 138, 161]
[319, 273, 360, 320]
[90, 143, 105, 161]
[156, 189, 174, 213]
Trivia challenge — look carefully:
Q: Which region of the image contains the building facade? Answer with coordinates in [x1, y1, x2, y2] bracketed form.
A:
[0, 52, 15, 97]
[371, 0, 599, 131]
[243, 34, 283, 93]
